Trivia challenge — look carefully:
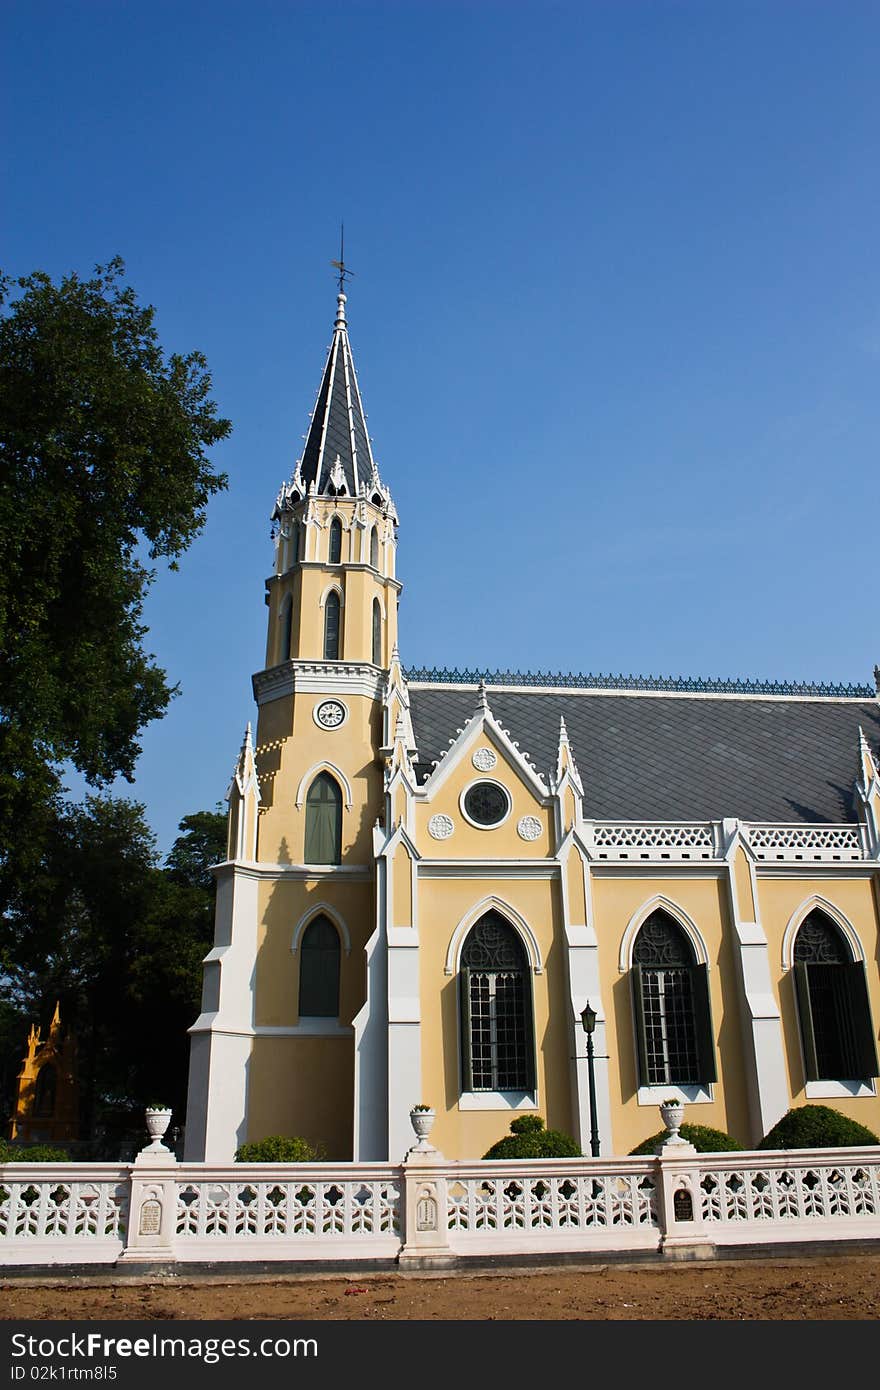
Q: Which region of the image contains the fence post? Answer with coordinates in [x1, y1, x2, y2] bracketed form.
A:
[397, 1146, 456, 1270]
[118, 1149, 178, 1264]
[654, 1143, 714, 1260]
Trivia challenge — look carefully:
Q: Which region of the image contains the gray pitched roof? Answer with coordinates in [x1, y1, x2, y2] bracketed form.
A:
[297, 293, 378, 498]
[407, 683, 880, 823]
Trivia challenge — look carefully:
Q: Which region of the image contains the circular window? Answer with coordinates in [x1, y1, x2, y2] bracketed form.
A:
[462, 780, 510, 828]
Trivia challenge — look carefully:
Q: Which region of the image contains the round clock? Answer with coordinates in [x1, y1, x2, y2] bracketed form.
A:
[315, 699, 347, 730]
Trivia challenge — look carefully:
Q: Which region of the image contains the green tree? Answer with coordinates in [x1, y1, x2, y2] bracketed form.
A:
[0, 799, 226, 1148]
[0, 258, 230, 910]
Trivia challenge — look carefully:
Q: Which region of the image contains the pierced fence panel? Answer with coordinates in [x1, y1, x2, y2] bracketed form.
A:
[698, 1150, 880, 1244]
[0, 1165, 129, 1266]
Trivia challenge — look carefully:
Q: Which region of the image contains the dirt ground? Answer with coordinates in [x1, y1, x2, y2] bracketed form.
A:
[3, 1251, 880, 1320]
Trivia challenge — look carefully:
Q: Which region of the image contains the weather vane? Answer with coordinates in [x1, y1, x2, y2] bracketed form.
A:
[331, 223, 354, 294]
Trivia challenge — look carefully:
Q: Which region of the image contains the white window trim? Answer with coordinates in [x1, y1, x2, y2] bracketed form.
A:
[637, 1083, 713, 1107]
[805, 1078, 876, 1100]
[459, 778, 512, 831]
[458, 1090, 538, 1112]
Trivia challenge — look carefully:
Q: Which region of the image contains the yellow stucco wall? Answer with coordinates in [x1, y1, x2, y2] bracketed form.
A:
[247, 1036, 354, 1159]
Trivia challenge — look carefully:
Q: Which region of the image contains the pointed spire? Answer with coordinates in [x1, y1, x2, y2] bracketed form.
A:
[293, 285, 382, 501]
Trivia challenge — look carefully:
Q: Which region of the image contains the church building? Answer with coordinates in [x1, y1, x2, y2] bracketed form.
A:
[184, 286, 880, 1162]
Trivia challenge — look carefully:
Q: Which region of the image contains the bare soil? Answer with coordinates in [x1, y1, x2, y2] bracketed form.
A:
[3, 1251, 880, 1320]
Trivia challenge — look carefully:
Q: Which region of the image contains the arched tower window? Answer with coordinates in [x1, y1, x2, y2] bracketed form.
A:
[631, 910, 715, 1087]
[323, 591, 341, 660]
[459, 911, 534, 1092]
[280, 594, 293, 662]
[370, 526, 379, 569]
[304, 773, 342, 864]
[328, 517, 342, 564]
[298, 915, 341, 1018]
[372, 598, 382, 667]
[793, 910, 878, 1080]
[34, 1063, 57, 1118]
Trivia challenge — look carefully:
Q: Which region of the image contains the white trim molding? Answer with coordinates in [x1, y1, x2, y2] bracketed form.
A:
[780, 895, 866, 972]
[618, 895, 710, 973]
[291, 902, 353, 956]
[444, 896, 543, 976]
[295, 762, 354, 811]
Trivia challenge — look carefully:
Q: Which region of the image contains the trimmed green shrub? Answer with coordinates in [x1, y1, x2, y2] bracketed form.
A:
[629, 1123, 742, 1156]
[234, 1135, 325, 1163]
[758, 1105, 879, 1151]
[0, 1139, 70, 1163]
[483, 1115, 580, 1159]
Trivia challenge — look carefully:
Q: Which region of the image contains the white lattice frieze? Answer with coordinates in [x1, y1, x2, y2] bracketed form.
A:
[174, 1176, 401, 1242]
[444, 1169, 658, 1236]
[0, 1175, 128, 1243]
[743, 824, 864, 862]
[587, 822, 719, 861]
[699, 1158, 880, 1225]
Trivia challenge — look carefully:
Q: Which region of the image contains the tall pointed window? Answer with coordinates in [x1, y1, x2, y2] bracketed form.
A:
[304, 773, 342, 864]
[280, 594, 293, 662]
[631, 910, 715, 1087]
[288, 521, 299, 566]
[459, 911, 534, 1093]
[324, 591, 341, 659]
[298, 915, 341, 1018]
[793, 910, 878, 1081]
[328, 517, 342, 564]
[372, 598, 382, 667]
[370, 526, 379, 569]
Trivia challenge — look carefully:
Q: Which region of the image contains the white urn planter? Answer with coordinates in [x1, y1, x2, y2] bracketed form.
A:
[659, 1099, 686, 1145]
[143, 1107, 173, 1153]
[409, 1107, 436, 1153]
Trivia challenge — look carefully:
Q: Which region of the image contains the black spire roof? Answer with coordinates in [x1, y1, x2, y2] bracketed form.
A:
[295, 291, 378, 499]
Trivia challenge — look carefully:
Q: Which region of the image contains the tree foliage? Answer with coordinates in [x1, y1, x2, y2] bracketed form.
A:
[0, 801, 227, 1145]
[482, 1114, 581, 1159]
[0, 258, 230, 909]
[758, 1105, 879, 1150]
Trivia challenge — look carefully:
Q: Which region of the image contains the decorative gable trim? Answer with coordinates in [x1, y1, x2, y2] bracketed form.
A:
[444, 896, 543, 976]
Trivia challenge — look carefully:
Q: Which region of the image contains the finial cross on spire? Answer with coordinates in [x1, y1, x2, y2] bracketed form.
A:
[331, 222, 355, 295]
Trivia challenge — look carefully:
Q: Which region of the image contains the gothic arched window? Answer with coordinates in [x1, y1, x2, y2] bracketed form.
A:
[793, 910, 878, 1080]
[304, 772, 342, 864]
[370, 526, 379, 569]
[328, 517, 343, 564]
[631, 910, 715, 1087]
[288, 521, 299, 566]
[298, 915, 341, 1018]
[324, 591, 341, 659]
[372, 598, 382, 667]
[280, 594, 293, 662]
[459, 911, 534, 1092]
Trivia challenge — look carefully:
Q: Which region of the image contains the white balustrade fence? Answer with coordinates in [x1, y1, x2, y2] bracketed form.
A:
[2, 1148, 879, 1268]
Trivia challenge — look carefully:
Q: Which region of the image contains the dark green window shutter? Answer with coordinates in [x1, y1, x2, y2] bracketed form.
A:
[372, 599, 382, 666]
[631, 963, 651, 1088]
[523, 972, 536, 1090]
[329, 518, 342, 564]
[305, 773, 342, 864]
[324, 592, 340, 659]
[691, 964, 717, 1084]
[459, 967, 473, 1091]
[298, 916, 340, 1017]
[794, 961, 819, 1081]
[837, 962, 879, 1078]
[281, 597, 293, 661]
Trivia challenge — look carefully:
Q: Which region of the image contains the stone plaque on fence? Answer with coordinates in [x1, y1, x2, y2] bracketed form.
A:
[139, 1199, 162, 1235]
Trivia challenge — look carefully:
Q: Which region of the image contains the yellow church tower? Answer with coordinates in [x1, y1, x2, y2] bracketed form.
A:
[185, 283, 402, 1160]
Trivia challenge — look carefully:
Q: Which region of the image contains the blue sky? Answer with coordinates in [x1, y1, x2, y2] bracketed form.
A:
[4, 1, 879, 856]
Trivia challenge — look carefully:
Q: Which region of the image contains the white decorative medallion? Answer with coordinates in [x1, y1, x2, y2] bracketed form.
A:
[517, 815, 542, 842]
[428, 814, 455, 841]
[314, 698, 347, 730]
[472, 747, 497, 771]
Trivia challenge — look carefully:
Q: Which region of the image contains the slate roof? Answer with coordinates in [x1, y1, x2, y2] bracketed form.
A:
[407, 683, 880, 824]
[297, 293, 378, 498]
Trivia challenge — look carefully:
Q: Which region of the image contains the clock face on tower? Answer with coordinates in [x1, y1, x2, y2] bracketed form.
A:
[314, 699, 347, 730]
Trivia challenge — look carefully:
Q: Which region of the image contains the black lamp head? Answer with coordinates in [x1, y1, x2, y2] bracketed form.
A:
[580, 1001, 597, 1034]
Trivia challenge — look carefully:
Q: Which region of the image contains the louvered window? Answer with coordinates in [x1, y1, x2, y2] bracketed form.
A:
[372, 599, 382, 667]
[298, 915, 340, 1018]
[370, 527, 379, 569]
[632, 911, 715, 1087]
[304, 773, 342, 865]
[280, 595, 293, 662]
[793, 911, 878, 1080]
[459, 912, 535, 1092]
[329, 518, 342, 564]
[323, 592, 341, 660]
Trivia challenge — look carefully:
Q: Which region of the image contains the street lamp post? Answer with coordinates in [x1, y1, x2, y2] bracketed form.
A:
[580, 1001, 600, 1158]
